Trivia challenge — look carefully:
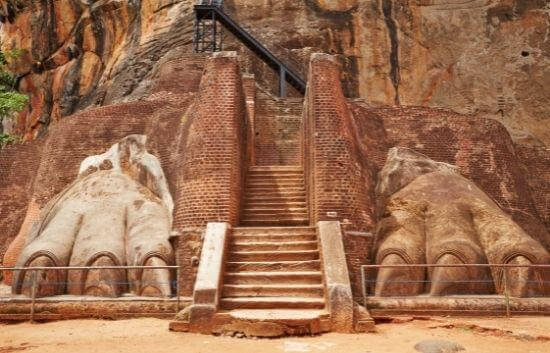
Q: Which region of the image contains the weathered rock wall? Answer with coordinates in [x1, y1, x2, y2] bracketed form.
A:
[2, 1, 548, 146]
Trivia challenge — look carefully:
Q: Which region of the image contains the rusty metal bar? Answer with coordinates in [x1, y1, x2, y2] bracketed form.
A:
[30, 270, 37, 323]
[361, 264, 550, 269]
[1, 265, 180, 271]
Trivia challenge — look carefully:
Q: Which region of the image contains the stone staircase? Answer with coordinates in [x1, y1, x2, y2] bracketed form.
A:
[220, 226, 324, 310]
[210, 225, 330, 336]
[241, 166, 309, 226]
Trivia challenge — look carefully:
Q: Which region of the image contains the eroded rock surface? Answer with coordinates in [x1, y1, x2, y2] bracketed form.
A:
[2, 1, 549, 146]
[374, 147, 550, 297]
[11, 135, 175, 298]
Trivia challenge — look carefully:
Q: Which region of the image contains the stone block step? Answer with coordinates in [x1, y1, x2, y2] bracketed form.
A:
[233, 234, 316, 242]
[229, 250, 319, 262]
[247, 173, 303, 178]
[249, 166, 302, 171]
[226, 260, 321, 272]
[245, 189, 306, 195]
[242, 211, 308, 217]
[224, 271, 322, 285]
[241, 201, 307, 208]
[220, 297, 325, 310]
[248, 171, 303, 176]
[231, 241, 318, 252]
[246, 187, 305, 193]
[241, 216, 309, 224]
[222, 284, 324, 298]
[245, 195, 307, 203]
[209, 309, 330, 337]
[240, 219, 309, 227]
[232, 226, 315, 235]
[247, 173, 304, 179]
[246, 181, 304, 188]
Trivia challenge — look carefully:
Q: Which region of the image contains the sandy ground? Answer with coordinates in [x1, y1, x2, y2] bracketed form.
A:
[0, 317, 549, 353]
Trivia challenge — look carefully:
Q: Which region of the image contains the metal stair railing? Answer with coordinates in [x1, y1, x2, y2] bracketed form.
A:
[194, 2, 306, 97]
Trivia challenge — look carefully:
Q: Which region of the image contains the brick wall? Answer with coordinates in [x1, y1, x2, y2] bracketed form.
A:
[356, 105, 550, 251]
[303, 54, 376, 294]
[254, 90, 303, 165]
[515, 144, 550, 235]
[0, 141, 43, 264]
[172, 53, 247, 295]
[173, 53, 246, 229]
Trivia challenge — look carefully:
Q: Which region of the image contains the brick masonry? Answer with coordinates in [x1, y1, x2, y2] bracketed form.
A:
[172, 53, 248, 296]
[305, 54, 549, 297]
[304, 54, 376, 294]
[254, 90, 303, 166]
[0, 141, 43, 267]
[353, 104, 550, 251]
[1, 51, 548, 304]
[515, 144, 550, 234]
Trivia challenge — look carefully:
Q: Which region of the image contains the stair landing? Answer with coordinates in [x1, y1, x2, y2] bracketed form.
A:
[209, 309, 331, 337]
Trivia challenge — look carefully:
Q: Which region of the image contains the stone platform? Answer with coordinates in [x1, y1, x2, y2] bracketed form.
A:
[0, 288, 191, 321]
[170, 309, 332, 337]
[366, 296, 550, 317]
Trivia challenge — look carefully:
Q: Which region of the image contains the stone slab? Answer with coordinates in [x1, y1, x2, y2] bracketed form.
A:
[318, 221, 354, 332]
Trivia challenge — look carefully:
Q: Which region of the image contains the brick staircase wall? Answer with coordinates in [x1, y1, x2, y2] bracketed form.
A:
[173, 53, 248, 296]
[303, 54, 376, 295]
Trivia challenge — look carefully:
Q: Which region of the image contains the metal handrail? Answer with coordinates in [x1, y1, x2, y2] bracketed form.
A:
[1, 265, 180, 270]
[359, 263, 550, 318]
[194, 4, 306, 96]
[1, 264, 184, 322]
[196, 0, 223, 7]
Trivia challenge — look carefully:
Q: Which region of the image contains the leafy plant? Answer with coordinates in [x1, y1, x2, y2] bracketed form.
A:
[0, 46, 28, 147]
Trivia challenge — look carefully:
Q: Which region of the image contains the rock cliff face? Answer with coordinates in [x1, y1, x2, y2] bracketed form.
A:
[1, 0, 549, 146]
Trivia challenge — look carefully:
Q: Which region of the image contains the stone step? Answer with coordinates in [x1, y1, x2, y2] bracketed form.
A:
[247, 173, 304, 179]
[241, 215, 309, 222]
[229, 250, 319, 262]
[224, 271, 322, 285]
[232, 226, 315, 235]
[233, 234, 316, 242]
[240, 201, 307, 208]
[249, 168, 303, 175]
[240, 218, 309, 227]
[245, 195, 307, 203]
[245, 187, 306, 193]
[242, 210, 307, 215]
[222, 284, 324, 298]
[246, 189, 306, 195]
[220, 297, 325, 310]
[226, 260, 321, 272]
[246, 181, 304, 188]
[231, 241, 318, 252]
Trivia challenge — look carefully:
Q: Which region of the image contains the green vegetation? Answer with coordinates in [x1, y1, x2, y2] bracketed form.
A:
[0, 47, 28, 148]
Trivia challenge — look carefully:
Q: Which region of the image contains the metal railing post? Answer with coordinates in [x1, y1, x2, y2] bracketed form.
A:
[503, 270, 511, 318]
[176, 266, 181, 313]
[279, 66, 287, 98]
[361, 266, 367, 308]
[30, 270, 37, 323]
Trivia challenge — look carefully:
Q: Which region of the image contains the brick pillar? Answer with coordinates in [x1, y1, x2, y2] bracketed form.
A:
[304, 53, 375, 295]
[172, 52, 246, 296]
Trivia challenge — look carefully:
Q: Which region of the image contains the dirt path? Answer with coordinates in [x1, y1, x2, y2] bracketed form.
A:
[0, 317, 549, 353]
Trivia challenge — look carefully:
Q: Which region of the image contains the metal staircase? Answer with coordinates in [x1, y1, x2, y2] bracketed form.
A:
[193, 0, 306, 97]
